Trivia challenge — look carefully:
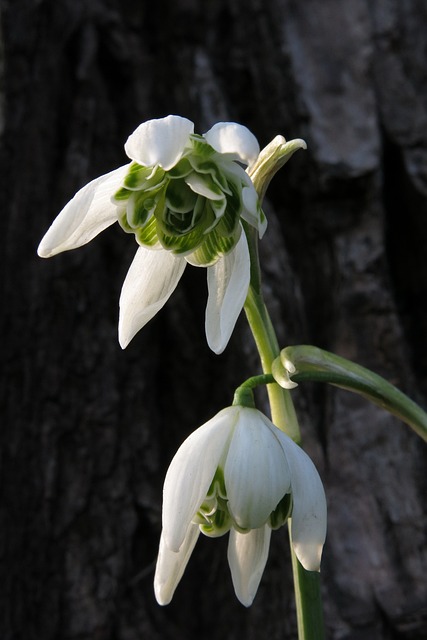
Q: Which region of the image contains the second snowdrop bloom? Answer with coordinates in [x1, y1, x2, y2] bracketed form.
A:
[154, 405, 327, 607]
[38, 115, 265, 353]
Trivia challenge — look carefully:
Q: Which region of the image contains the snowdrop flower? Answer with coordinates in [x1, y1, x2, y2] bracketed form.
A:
[154, 405, 327, 607]
[37, 115, 265, 353]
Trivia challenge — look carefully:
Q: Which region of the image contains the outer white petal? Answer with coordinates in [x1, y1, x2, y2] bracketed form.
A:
[124, 115, 194, 171]
[224, 408, 291, 529]
[204, 122, 260, 167]
[118, 246, 186, 348]
[162, 407, 239, 552]
[205, 231, 250, 354]
[275, 431, 327, 571]
[227, 526, 272, 607]
[37, 165, 129, 258]
[154, 524, 200, 605]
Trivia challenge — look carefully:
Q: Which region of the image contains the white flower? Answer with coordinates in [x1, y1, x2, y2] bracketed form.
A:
[154, 405, 327, 607]
[37, 115, 265, 354]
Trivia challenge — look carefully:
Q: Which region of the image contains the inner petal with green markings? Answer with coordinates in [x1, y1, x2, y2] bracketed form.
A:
[114, 133, 262, 267]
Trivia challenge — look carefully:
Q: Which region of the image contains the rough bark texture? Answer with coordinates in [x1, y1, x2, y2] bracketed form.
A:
[1, 1, 427, 639]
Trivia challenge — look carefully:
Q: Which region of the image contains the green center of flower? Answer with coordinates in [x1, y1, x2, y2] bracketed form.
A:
[113, 135, 256, 267]
[192, 467, 293, 538]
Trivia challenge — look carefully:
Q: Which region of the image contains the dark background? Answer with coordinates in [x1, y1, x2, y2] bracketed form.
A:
[1, 1, 427, 638]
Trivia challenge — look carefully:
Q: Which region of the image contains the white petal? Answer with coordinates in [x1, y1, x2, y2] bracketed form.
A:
[118, 246, 186, 348]
[37, 165, 129, 258]
[276, 431, 327, 571]
[124, 115, 194, 171]
[225, 408, 291, 529]
[205, 231, 250, 354]
[242, 186, 267, 238]
[162, 407, 238, 552]
[227, 526, 271, 607]
[204, 122, 260, 167]
[154, 524, 200, 605]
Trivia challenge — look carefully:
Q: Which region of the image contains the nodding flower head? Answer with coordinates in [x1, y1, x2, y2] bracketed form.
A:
[115, 117, 266, 266]
[154, 405, 327, 607]
[37, 116, 266, 353]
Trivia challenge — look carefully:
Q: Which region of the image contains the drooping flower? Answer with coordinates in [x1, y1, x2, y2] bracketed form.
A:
[154, 405, 327, 607]
[37, 115, 266, 353]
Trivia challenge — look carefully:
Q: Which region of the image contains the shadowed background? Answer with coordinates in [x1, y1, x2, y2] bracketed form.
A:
[1, 1, 427, 638]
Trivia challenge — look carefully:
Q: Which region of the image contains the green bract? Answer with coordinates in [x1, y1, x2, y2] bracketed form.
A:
[114, 134, 264, 267]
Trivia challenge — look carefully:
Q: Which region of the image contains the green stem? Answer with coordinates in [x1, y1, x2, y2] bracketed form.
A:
[242, 223, 299, 440]
[290, 541, 325, 640]
[242, 225, 324, 640]
[238, 373, 276, 390]
[244, 286, 300, 441]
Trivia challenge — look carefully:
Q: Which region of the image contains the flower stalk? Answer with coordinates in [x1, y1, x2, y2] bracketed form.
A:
[243, 269, 325, 640]
[244, 141, 325, 640]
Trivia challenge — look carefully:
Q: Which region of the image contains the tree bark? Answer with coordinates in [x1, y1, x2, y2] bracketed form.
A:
[1, 0, 427, 639]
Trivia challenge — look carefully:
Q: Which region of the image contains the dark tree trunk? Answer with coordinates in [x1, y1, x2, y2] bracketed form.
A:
[1, 1, 427, 639]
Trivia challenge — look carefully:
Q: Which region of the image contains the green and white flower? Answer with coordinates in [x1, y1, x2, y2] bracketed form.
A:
[37, 115, 265, 353]
[154, 405, 327, 607]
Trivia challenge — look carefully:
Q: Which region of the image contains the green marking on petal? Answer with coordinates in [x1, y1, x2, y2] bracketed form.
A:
[187, 156, 231, 195]
[269, 493, 292, 530]
[210, 196, 227, 219]
[126, 191, 156, 228]
[205, 179, 242, 238]
[163, 209, 196, 235]
[185, 171, 224, 201]
[203, 198, 226, 234]
[189, 134, 216, 159]
[186, 228, 237, 267]
[112, 186, 132, 204]
[123, 162, 152, 189]
[118, 208, 133, 234]
[114, 134, 257, 260]
[200, 508, 232, 538]
[206, 467, 227, 500]
[167, 157, 193, 179]
[192, 466, 229, 533]
[156, 193, 217, 252]
[135, 214, 159, 247]
[158, 224, 205, 255]
[153, 188, 167, 219]
[165, 179, 197, 213]
[214, 199, 241, 237]
[124, 162, 166, 191]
